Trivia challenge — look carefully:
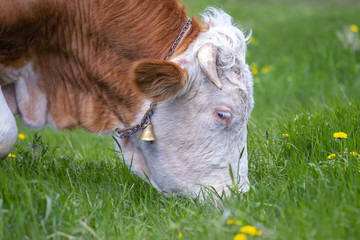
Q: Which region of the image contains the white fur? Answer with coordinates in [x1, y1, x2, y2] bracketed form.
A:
[117, 8, 254, 198]
[0, 86, 18, 159]
[0, 64, 23, 85]
[1, 62, 48, 128]
[15, 65, 48, 128]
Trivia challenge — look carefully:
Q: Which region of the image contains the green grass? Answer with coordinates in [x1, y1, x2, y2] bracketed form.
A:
[1, 0, 360, 239]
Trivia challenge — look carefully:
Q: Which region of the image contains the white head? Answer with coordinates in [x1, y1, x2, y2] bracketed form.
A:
[117, 8, 254, 197]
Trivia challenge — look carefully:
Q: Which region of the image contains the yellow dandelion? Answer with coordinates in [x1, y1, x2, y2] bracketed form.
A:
[240, 225, 263, 236]
[249, 36, 256, 43]
[350, 24, 359, 33]
[261, 65, 275, 74]
[248, 36, 259, 46]
[282, 133, 289, 137]
[178, 232, 183, 239]
[327, 154, 336, 160]
[251, 67, 258, 75]
[254, 77, 260, 83]
[112, 159, 116, 162]
[350, 152, 358, 157]
[234, 233, 247, 240]
[235, 221, 243, 226]
[18, 133, 27, 140]
[333, 132, 348, 139]
[226, 219, 235, 225]
[8, 153, 16, 158]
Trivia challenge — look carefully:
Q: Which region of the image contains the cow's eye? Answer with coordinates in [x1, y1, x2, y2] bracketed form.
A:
[214, 108, 233, 126]
[217, 111, 231, 120]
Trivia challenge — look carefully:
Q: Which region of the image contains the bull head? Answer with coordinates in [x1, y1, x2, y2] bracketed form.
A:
[124, 9, 253, 198]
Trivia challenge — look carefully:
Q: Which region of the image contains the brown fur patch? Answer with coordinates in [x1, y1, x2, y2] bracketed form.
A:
[0, 0, 202, 133]
[131, 60, 188, 102]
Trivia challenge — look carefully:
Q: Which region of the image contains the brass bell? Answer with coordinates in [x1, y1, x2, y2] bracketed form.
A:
[138, 123, 156, 142]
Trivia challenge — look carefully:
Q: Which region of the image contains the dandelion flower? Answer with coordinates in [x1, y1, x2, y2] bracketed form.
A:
[8, 153, 16, 158]
[112, 159, 116, 162]
[178, 232, 183, 239]
[261, 65, 275, 74]
[350, 152, 358, 157]
[235, 221, 243, 226]
[240, 225, 263, 236]
[251, 67, 258, 75]
[18, 133, 27, 140]
[234, 233, 247, 240]
[249, 36, 259, 45]
[282, 133, 289, 137]
[333, 132, 347, 139]
[327, 154, 336, 160]
[226, 219, 235, 225]
[350, 24, 359, 33]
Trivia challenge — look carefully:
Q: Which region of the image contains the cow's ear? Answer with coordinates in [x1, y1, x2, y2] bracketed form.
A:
[130, 59, 188, 102]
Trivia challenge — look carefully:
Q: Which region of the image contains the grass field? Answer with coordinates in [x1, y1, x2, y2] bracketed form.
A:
[1, 0, 360, 239]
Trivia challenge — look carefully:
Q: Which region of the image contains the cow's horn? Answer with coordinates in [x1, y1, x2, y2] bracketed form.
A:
[197, 43, 222, 90]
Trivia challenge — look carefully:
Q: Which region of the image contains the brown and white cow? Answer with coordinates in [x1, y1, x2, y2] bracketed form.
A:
[0, 0, 254, 197]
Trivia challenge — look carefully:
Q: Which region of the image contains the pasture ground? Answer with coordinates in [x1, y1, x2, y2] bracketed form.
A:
[1, 0, 360, 239]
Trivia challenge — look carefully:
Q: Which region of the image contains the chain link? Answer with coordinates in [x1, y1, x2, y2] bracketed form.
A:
[165, 18, 192, 60]
[115, 104, 155, 138]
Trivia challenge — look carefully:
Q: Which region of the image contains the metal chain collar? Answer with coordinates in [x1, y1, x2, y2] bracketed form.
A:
[115, 18, 192, 139]
[115, 103, 156, 138]
[165, 18, 192, 60]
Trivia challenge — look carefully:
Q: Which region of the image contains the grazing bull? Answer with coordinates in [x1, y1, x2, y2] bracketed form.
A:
[0, 0, 254, 197]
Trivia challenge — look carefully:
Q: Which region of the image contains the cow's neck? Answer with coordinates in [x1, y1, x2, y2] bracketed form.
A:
[1, 0, 201, 133]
